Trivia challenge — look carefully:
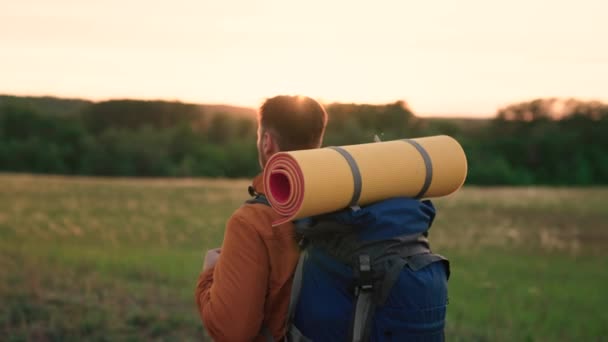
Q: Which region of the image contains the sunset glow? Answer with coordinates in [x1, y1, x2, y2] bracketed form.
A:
[1, 0, 607, 116]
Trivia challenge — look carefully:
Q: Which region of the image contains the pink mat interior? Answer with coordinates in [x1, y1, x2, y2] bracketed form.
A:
[269, 172, 291, 204]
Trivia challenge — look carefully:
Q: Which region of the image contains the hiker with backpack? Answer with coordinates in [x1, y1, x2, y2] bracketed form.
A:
[196, 95, 328, 341]
[195, 95, 450, 341]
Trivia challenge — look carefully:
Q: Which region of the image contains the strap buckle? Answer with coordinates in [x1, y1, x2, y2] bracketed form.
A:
[355, 254, 373, 293]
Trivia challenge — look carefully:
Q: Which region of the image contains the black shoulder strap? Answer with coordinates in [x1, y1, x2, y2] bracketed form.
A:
[246, 194, 270, 206]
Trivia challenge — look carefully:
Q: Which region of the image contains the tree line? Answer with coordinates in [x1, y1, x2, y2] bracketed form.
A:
[0, 95, 606, 185]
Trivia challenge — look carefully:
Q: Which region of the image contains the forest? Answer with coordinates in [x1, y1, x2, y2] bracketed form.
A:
[1, 95, 606, 185]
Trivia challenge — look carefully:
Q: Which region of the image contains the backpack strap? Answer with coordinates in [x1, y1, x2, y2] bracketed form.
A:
[350, 254, 376, 342]
[246, 194, 271, 206]
[261, 324, 274, 342]
[286, 245, 307, 329]
[285, 325, 310, 342]
[376, 257, 408, 305]
[284, 244, 312, 342]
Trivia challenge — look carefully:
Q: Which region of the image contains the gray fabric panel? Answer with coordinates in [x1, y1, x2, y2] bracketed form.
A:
[402, 139, 434, 198]
[406, 253, 441, 271]
[407, 253, 451, 279]
[328, 146, 363, 207]
[308, 230, 431, 267]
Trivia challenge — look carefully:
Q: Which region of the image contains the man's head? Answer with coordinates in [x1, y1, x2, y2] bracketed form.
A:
[257, 95, 328, 168]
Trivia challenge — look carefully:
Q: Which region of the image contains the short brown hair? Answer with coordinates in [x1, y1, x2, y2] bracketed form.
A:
[258, 95, 328, 151]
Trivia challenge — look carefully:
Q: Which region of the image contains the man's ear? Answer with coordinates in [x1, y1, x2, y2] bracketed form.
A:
[263, 131, 278, 155]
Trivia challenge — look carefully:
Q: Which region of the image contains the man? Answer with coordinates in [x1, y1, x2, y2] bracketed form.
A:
[195, 95, 328, 341]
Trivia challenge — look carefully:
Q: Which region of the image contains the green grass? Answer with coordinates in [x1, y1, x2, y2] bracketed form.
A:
[1, 174, 607, 341]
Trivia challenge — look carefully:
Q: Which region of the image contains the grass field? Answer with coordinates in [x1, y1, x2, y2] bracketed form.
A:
[1, 174, 607, 341]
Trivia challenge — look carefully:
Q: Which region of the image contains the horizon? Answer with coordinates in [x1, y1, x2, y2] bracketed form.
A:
[1, 0, 607, 118]
[4, 92, 607, 119]
[1, 91, 502, 118]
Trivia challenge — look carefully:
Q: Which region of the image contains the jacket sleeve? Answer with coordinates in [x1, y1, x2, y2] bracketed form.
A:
[195, 212, 269, 341]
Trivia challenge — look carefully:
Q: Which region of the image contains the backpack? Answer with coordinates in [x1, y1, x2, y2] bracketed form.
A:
[246, 190, 450, 342]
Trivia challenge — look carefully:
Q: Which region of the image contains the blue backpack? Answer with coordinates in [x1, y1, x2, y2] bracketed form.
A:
[248, 193, 450, 342]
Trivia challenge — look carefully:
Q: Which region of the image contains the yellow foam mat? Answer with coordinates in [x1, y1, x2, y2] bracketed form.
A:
[263, 135, 468, 225]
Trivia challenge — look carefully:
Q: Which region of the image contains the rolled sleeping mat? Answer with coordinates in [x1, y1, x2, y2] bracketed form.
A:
[263, 135, 468, 226]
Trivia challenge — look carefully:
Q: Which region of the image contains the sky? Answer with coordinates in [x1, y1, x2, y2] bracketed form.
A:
[1, 0, 607, 117]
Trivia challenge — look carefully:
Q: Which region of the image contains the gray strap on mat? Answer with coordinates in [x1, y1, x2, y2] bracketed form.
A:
[328, 146, 362, 207]
[402, 139, 433, 198]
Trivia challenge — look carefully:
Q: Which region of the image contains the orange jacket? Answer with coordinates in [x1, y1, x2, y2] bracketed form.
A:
[196, 174, 300, 341]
